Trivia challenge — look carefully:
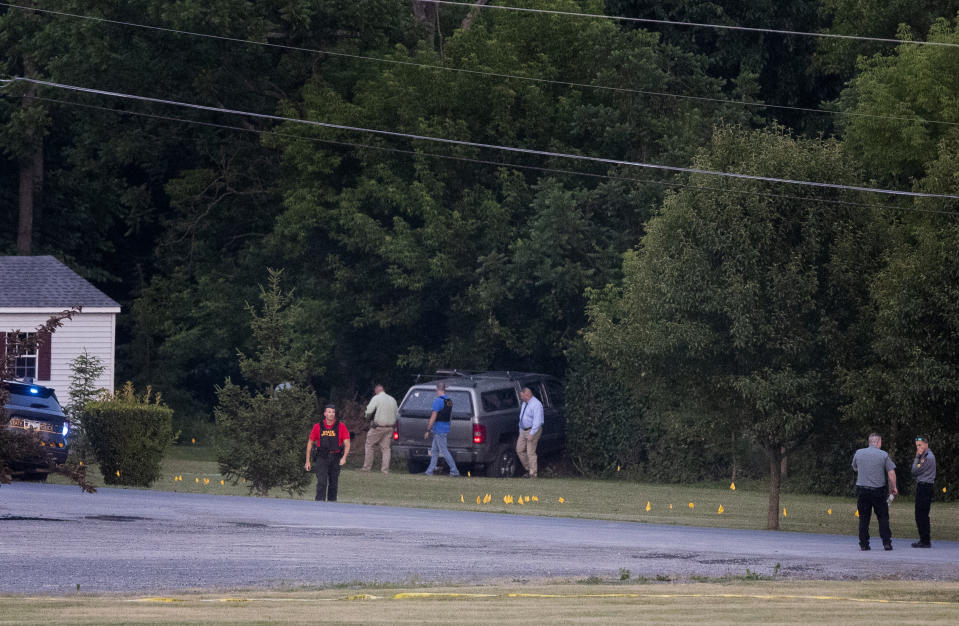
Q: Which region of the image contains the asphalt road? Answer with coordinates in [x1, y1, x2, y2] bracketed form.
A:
[2, 482, 958, 593]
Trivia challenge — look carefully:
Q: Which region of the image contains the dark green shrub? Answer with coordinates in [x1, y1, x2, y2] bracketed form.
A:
[84, 383, 173, 487]
[565, 342, 765, 483]
[565, 344, 646, 476]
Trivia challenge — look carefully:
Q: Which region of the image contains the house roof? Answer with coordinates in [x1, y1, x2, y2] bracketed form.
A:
[0, 256, 120, 309]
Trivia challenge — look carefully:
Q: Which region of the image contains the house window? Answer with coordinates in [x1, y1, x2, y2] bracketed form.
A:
[4, 332, 37, 380]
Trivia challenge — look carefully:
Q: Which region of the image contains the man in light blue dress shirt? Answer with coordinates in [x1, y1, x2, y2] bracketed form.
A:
[516, 387, 544, 478]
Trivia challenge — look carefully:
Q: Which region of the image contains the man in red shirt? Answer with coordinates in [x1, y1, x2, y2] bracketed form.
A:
[305, 404, 351, 501]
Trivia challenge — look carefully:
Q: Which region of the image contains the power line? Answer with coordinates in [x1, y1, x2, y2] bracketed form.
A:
[423, 1, 959, 48]
[5, 76, 959, 202]
[13, 93, 958, 217]
[0, 2, 954, 128]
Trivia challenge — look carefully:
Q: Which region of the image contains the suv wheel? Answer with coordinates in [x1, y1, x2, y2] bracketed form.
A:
[487, 442, 519, 478]
[407, 458, 429, 474]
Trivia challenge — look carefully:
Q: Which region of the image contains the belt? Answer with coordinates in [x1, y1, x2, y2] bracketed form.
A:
[522, 427, 531, 431]
[917, 481, 934, 486]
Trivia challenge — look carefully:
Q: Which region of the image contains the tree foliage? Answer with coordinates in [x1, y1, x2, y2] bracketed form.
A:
[585, 126, 887, 528]
[839, 17, 959, 187]
[265, 1, 729, 390]
[3, 1, 959, 512]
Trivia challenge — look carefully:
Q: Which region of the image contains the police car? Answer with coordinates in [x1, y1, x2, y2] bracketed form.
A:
[3, 379, 70, 479]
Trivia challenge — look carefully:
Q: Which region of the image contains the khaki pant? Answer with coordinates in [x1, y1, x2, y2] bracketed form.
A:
[516, 428, 542, 477]
[363, 424, 394, 473]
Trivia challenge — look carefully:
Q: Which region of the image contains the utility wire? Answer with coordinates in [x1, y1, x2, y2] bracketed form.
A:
[13, 93, 957, 217]
[5, 76, 959, 202]
[0, 2, 955, 127]
[424, 1, 959, 48]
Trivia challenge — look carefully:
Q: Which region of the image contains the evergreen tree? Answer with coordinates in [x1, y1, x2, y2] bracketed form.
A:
[65, 350, 107, 461]
[214, 269, 317, 496]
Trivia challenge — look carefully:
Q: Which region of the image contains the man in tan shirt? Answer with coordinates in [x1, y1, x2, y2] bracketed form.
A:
[361, 384, 398, 474]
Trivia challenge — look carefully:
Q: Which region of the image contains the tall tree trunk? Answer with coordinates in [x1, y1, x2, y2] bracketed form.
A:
[17, 145, 43, 255]
[730, 432, 738, 482]
[767, 445, 782, 530]
[411, 1, 437, 44]
[17, 57, 43, 256]
[460, 0, 489, 31]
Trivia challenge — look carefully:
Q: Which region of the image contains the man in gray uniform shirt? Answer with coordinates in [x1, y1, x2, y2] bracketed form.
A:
[911, 435, 936, 548]
[852, 432, 898, 551]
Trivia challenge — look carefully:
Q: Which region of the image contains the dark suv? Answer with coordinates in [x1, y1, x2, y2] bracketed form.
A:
[392, 371, 565, 477]
[3, 380, 70, 479]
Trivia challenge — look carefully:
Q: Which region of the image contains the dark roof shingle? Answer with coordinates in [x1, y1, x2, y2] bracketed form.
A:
[0, 256, 120, 309]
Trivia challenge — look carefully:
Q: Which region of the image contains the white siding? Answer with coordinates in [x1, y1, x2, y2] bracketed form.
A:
[1, 311, 116, 400]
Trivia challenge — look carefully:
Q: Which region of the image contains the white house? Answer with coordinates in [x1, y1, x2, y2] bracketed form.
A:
[1, 256, 120, 398]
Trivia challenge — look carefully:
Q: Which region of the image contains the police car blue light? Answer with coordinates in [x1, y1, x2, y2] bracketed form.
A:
[29, 386, 39, 395]
[62, 421, 70, 437]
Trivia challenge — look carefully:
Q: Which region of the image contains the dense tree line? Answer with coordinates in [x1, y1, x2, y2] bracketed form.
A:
[3, 2, 959, 508]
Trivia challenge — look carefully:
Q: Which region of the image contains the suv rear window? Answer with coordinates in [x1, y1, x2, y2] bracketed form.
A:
[544, 380, 565, 408]
[402, 389, 474, 419]
[481, 387, 518, 412]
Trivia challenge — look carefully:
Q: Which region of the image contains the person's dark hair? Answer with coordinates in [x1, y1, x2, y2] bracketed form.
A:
[324, 403, 336, 410]
[915, 435, 929, 443]
[436, 382, 446, 392]
[868, 432, 881, 445]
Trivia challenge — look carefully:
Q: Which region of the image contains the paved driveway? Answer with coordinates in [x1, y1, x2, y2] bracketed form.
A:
[2, 483, 957, 593]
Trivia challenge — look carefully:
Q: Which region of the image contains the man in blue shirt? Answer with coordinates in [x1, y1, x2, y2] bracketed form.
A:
[423, 382, 460, 476]
[516, 386, 544, 478]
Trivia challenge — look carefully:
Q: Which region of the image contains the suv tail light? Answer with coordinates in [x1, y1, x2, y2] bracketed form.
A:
[472, 424, 486, 445]
[393, 420, 399, 441]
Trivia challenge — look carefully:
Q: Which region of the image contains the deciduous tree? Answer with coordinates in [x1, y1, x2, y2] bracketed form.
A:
[586, 126, 886, 528]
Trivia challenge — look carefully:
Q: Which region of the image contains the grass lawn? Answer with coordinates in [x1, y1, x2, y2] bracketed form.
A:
[3, 580, 959, 624]
[49, 444, 959, 541]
